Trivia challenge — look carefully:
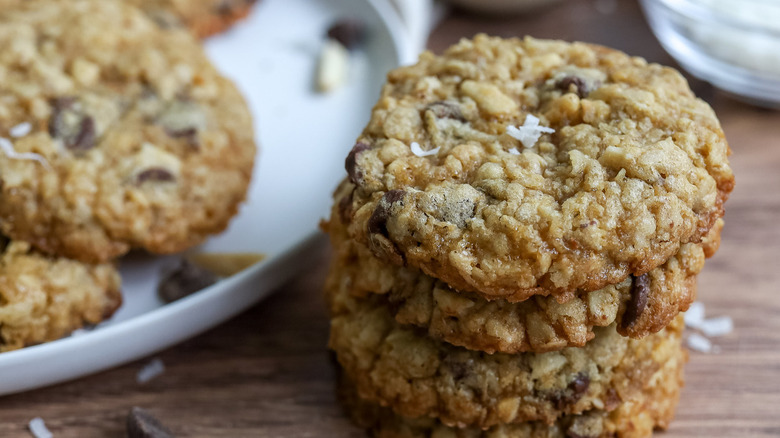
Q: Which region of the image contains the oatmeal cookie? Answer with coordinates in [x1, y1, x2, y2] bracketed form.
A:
[0, 0, 256, 263]
[328, 181, 717, 353]
[327, 278, 685, 428]
[338, 346, 686, 437]
[344, 35, 733, 302]
[133, 0, 258, 38]
[0, 237, 121, 352]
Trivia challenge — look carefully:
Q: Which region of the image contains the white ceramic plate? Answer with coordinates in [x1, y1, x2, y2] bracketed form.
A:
[0, 0, 412, 396]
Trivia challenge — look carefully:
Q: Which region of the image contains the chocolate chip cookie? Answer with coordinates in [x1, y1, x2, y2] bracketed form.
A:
[327, 275, 685, 428]
[343, 35, 734, 302]
[134, 0, 258, 38]
[328, 180, 719, 353]
[0, 237, 121, 352]
[0, 0, 256, 263]
[338, 345, 686, 437]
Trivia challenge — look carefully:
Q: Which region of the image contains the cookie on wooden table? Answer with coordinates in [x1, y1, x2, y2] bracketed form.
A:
[337, 344, 686, 437]
[326, 274, 685, 428]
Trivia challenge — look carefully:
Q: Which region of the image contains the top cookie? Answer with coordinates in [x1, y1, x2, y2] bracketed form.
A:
[344, 35, 733, 301]
[0, 0, 256, 263]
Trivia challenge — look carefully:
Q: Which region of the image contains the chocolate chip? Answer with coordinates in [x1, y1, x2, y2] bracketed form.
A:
[556, 76, 588, 98]
[136, 168, 176, 184]
[327, 19, 366, 50]
[367, 190, 405, 237]
[551, 373, 590, 410]
[621, 273, 650, 329]
[216, 0, 236, 15]
[166, 127, 199, 148]
[443, 357, 471, 381]
[345, 142, 370, 185]
[603, 388, 621, 411]
[569, 373, 590, 399]
[127, 407, 174, 438]
[157, 100, 206, 145]
[0, 235, 9, 253]
[49, 97, 97, 153]
[426, 101, 466, 122]
[158, 259, 219, 303]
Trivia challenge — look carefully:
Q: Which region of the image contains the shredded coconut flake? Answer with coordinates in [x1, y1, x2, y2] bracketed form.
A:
[508, 148, 521, 155]
[506, 114, 555, 148]
[699, 316, 734, 337]
[0, 137, 50, 169]
[136, 357, 165, 384]
[684, 302, 706, 328]
[687, 333, 719, 353]
[28, 417, 52, 438]
[410, 141, 440, 157]
[10, 122, 32, 138]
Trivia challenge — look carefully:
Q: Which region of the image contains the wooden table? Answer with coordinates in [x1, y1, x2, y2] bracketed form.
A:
[1, 1, 778, 436]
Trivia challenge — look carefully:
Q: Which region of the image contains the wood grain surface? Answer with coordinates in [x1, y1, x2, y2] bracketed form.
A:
[1, 1, 778, 436]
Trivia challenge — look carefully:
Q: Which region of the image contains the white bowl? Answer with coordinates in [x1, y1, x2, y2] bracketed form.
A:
[640, 0, 780, 108]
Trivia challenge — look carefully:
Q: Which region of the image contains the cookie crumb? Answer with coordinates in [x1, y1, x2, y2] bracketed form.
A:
[0, 138, 50, 169]
[158, 259, 219, 303]
[9, 122, 32, 138]
[185, 252, 265, 277]
[137, 357, 165, 384]
[410, 141, 440, 157]
[28, 417, 52, 438]
[506, 114, 555, 148]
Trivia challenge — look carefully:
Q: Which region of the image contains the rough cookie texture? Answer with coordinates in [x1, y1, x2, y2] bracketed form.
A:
[327, 181, 715, 353]
[338, 346, 686, 438]
[133, 0, 258, 38]
[0, 0, 256, 263]
[327, 276, 685, 428]
[344, 35, 734, 301]
[0, 238, 121, 352]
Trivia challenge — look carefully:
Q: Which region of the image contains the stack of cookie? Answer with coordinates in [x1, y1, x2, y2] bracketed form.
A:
[325, 35, 733, 437]
[0, 0, 255, 351]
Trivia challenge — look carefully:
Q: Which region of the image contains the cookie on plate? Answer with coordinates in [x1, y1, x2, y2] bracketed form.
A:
[338, 344, 686, 437]
[133, 0, 258, 38]
[0, 0, 256, 263]
[328, 180, 720, 353]
[0, 237, 121, 352]
[327, 275, 685, 428]
[343, 34, 734, 302]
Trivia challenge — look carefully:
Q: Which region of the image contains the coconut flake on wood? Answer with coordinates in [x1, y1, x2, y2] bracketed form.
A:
[700, 316, 734, 337]
[28, 417, 53, 438]
[136, 357, 165, 384]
